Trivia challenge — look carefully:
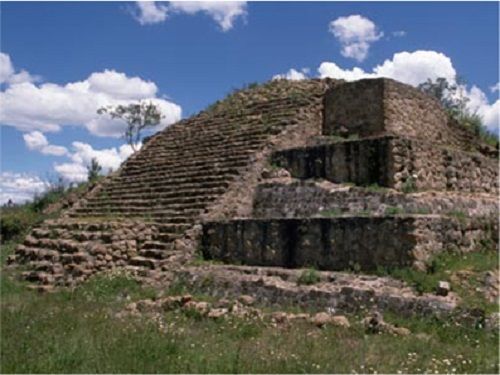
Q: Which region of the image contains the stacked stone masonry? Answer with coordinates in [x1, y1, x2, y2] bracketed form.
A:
[9, 77, 498, 292]
[272, 136, 498, 193]
[323, 78, 497, 157]
[201, 216, 498, 271]
[10, 79, 336, 287]
[252, 180, 499, 218]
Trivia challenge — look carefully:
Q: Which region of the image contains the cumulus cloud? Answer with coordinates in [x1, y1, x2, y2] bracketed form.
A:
[329, 15, 383, 62]
[133, 1, 169, 25]
[318, 50, 499, 132]
[0, 172, 49, 204]
[54, 142, 139, 183]
[0, 53, 182, 137]
[0, 52, 37, 85]
[133, 1, 247, 31]
[272, 68, 310, 81]
[490, 83, 500, 93]
[23, 131, 68, 156]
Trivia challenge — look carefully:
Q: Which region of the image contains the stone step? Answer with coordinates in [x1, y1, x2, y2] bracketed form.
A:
[113, 166, 240, 182]
[201, 215, 498, 272]
[103, 180, 230, 195]
[72, 206, 202, 216]
[129, 256, 162, 269]
[140, 240, 173, 250]
[252, 180, 499, 219]
[112, 172, 234, 187]
[135, 139, 266, 160]
[177, 264, 459, 318]
[138, 248, 173, 259]
[68, 211, 194, 223]
[82, 199, 209, 211]
[123, 155, 252, 176]
[89, 187, 227, 202]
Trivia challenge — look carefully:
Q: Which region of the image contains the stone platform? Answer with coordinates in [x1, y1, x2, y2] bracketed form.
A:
[201, 215, 497, 271]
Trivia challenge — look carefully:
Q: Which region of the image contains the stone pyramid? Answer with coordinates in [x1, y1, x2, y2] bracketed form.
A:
[9, 77, 498, 317]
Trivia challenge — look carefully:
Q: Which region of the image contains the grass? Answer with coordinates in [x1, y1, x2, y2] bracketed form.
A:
[297, 268, 321, 285]
[1, 262, 498, 373]
[0, 180, 93, 243]
[401, 177, 417, 194]
[384, 206, 404, 215]
[376, 249, 499, 313]
[1, 192, 498, 373]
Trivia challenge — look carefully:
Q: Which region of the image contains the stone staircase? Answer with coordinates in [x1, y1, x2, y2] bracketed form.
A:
[9, 79, 334, 289]
[8, 77, 498, 319]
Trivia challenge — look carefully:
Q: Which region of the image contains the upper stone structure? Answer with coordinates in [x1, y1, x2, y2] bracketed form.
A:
[8, 77, 498, 295]
[323, 78, 492, 154]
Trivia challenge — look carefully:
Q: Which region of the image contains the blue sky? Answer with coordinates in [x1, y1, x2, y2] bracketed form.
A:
[1, 1, 499, 203]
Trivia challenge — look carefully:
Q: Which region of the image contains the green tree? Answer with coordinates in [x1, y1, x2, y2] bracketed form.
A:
[418, 77, 497, 145]
[97, 101, 164, 152]
[87, 158, 102, 183]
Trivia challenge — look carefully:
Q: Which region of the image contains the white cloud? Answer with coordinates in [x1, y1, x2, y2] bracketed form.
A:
[23, 131, 68, 156]
[170, 1, 247, 31]
[318, 50, 456, 86]
[88, 70, 158, 100]
[52, 163, 88, 184]
[0, 172, 49, 204]
[318, 49, 499, 132]
[133, 1, 247, 31]
[54, 142, 139, 183]
[490, 82, 500, 93]
[133, 1, 169, 25]
[272, 68, 309, 81]
[0, 52, 37, 85]
[0, 53, 182, 137]
[466, 86, 499, 133]
[392, 30, 406, 37]
[329, 15, 383, 62]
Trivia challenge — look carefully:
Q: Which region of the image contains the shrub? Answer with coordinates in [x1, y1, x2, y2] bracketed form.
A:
[418, 77, 499, 147]
[0, 207, 40, 243]
[401, 177, 417, 194]
[297, 268, 321, 285]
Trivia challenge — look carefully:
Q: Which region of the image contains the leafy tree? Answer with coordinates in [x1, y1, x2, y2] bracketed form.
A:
[97, 101, 164, 152]
[418, 77, 497, 146]
[418, 77, 469, 121]
[87, 158, 102, 183]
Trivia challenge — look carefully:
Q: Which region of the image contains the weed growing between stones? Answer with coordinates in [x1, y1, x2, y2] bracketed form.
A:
[297, 268, 321, 285]
[384, 206, 405, 215]
[402, 176, 417, 193]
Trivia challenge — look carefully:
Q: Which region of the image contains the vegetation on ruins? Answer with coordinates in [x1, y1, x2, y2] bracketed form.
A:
[2, 78, 498, 374]
[417, 77, 497, 146]
[97, 101, 164, 152]
[87, 157, 103, 183]
[376, 248, 498, 313]
[1, 249, 498, 373]
[297, 267, 321, 285]
[0, 179, 90, 244]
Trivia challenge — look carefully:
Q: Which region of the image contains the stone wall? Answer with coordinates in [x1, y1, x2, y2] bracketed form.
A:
[252, 181, 499, 218]
[272, 137, 392, 186]
[390, 137, 498, 192]
[201, 216, 498, 272]
[323, 78, 495, 155]
[272, 136, 498, 193]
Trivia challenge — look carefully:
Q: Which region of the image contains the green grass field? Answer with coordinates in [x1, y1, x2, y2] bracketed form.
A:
[1, 197, 498, 374]
[1, 240, 499, 374]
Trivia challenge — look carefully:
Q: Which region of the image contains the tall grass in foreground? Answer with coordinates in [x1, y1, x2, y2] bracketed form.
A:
[1, 265, 498, 374]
